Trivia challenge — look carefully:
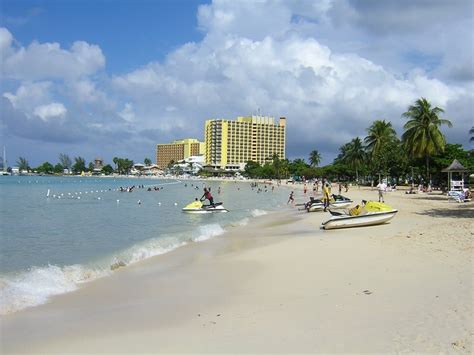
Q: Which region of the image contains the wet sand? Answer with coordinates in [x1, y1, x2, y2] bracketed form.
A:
[1, 186, 472, 353]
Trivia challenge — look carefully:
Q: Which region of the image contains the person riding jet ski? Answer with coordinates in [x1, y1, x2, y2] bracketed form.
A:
[200, 187, 214, 206]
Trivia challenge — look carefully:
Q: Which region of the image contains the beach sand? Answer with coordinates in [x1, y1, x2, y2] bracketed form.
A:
[1, 185, 472, 353]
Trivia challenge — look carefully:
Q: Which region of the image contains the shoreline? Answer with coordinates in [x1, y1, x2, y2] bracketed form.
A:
[1, 187, 472, 353]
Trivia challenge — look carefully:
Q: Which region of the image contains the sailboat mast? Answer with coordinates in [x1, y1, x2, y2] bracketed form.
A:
[2, 146, 6, 172]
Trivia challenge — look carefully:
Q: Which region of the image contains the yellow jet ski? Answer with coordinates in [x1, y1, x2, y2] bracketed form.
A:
[321, 201, 397, 230]
[182, 200, 229, 214]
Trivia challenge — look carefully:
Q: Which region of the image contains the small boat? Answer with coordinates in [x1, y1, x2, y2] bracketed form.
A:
[182, 200, 229, 214]
[322, 201, 397, 230]
[306, 194, 353, 212]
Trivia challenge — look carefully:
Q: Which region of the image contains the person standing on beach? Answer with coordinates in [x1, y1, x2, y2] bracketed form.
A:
[376, 180, 387, 203]
[323, 181, 331, 211]
[287, 191, 294, 204]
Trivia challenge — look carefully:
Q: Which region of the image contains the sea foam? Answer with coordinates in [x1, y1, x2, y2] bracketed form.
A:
[192, 224, 225, 242]
[0, 264, 109, 315]
[251, 209, 268, 217]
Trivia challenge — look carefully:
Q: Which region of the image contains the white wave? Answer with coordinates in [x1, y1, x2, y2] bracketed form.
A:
[116, 237, 187, 265]
[0, 265, 109, 315]
[251, 209, 268, 217]
[231, 217, 249, 227]
[192, 223, 225, 242]
[0, 236, 189, 315]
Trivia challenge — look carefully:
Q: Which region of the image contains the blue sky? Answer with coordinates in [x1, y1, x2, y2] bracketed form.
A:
[2, 0, 208, 73]
[1, 0, 473, 167]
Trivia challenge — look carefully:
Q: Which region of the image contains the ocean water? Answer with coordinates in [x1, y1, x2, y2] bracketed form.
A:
[0, 176, 288, 314]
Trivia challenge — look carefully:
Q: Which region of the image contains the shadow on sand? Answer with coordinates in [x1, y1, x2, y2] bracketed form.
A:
[415, 204, 474, 219]
[409, 193, 451, 202]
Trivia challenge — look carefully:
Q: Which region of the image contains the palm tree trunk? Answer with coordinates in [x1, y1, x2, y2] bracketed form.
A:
[426, 155, 430, 182]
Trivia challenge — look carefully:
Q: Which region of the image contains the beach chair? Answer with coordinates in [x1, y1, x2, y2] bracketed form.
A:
[447, 190, 465, 203]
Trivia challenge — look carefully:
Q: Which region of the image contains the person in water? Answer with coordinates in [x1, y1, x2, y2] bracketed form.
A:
[200, 187, 214, 206]
[287, 191, 294, 204]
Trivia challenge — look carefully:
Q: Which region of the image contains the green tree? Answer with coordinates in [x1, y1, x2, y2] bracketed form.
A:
[113, 157, 119, 171]
[244, 160, 262, 178]
[16, 157, 29, 172]
[144, 158, 152, 166]
[72, 156, 86, 174]
[288, 158, 309, 180]
[54, 163, 64, 174]
[36, 162, 54, 174]
[339, 137, 366, 183]
[58, 153, 72, 170]
[365, 120, 397, 156]
[365, 120, 398, 178]
[271, 153, 285, 179]
[102, 164, 114, 175]
[116, 158, 133, 174]
[309, 150, 322, 167]
[402, 97, 452, 180]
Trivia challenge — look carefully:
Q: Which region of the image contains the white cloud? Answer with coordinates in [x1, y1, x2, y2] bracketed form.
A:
[3, 81, 53, 113]
[0, 27, 13, 56]
[33, 102, 67, 121]
[1, 27, 105, 80]
[118, 103, 135, 122]
[1, 0, 472, 166]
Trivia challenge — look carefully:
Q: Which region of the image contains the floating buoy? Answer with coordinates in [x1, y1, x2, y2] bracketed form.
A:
[174, 202, 178, 206]
[117, 199, 120, 203]
[77, 197, 81, 200]
[138, 200, 141, 205]
[97, 197, 101, 200]
[158, 202, 161, 205]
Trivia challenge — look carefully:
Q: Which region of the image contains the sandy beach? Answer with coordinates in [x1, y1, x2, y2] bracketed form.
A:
[1, 185, 472, 353]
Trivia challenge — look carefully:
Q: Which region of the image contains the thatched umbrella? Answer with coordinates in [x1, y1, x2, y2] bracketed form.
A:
[441, 159, 469, 190]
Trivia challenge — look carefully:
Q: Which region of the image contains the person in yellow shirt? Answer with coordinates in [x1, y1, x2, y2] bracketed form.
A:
[323, 180, 331, 212]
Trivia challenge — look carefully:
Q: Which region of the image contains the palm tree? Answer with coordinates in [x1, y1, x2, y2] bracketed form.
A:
[402, 98, 452, 179]
[309, 150, 322, 167]
[364, 120, 397, 156]
[16, 157, 29, 172]
[58, 153, 72, 170]
[144, 158, 152, 166]
[341, 137, 366, 183]
[113, 157, 119, 171]
[365, 120, 397, 179]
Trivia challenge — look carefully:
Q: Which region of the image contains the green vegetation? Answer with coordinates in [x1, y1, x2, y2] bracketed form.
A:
[16, 157, 29, 172]
[402, 97, 453, 178]
[243, 97, 472, 187]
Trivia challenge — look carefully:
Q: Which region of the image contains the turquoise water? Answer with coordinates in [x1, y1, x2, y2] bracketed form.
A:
[0, 176, 288, 314]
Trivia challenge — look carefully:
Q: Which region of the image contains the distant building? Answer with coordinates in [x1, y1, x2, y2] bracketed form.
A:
[175, 155, 205, 175]
[205, 115, 286, 170]
[156, 138, 205, 169]
[93, 157, 104, 172]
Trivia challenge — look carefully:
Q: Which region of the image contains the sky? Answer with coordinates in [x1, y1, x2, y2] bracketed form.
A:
[1, 0, 473, 167]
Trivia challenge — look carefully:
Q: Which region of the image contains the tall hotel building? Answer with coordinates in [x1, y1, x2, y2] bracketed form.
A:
[156, 138, 205, 168]
[205, 115, 286, 170]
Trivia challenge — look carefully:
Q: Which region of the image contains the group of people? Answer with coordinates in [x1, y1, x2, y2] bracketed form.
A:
[288, 178, 333, 211]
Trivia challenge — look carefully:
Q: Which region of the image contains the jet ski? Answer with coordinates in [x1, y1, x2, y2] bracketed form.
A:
[182, 200, 229, 214]
[305, 194, 353, 212]
[322, 201, 397, 230]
